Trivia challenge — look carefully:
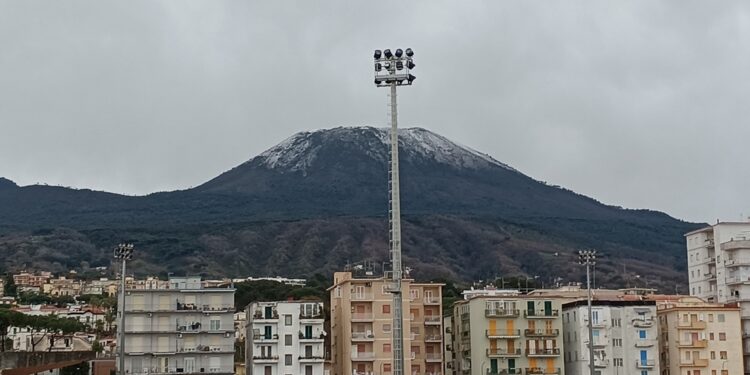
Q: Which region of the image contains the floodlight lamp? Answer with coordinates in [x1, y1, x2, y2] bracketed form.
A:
[384, 61, 391, 69]
[395, 49, 403, 58]
[375, 79, 382, 85]
[408, 74, 416, 82]
[396, 61, 404, 70]
[407, 61, 415, 69]
[384, 49, 393, 58]
[375, 63, 382, 71]
[405, 48, 414, 57]
[374, 50, 382, 59]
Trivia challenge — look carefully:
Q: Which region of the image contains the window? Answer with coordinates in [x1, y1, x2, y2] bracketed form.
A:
[613, 338, 622, 347]
[305, 366, 313, 375]
[718, 314, 725, 323]
[710, 351, 715, 360]
[265, 366, 272, 375]
[410, 289, 420, 300]
[641, 371, 648, 375]
[639, 330, 646, 339]
[384, 343, 391, 352]
[708, 314, 714, 322]
[383, 304, 391, 314]
[285, 334, 292, 346]
[613, 358, 623, 367]
[285, 315, 292, 326]
[719, 332, 726, 341]
[384, 364, 392, 372]
[710, 332, 714, 340]
[285, 354, 293, 365]
[719, 351, 727, 360]
[383, 324, 392, 333]
[210, 319, 220, 330]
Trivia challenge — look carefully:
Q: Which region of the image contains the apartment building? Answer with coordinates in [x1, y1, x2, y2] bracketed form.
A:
[244, 301, 326, 375]
[653, 296, 743, 375]
[329, 271, 444, 375]
[13, 271, 52, 288]
[445, 316, 455, 375]
[685, 221, 750, 371]
[450, 293, 565, 375]
[562, 298, 659, 375]
[120, 276, 235, 375]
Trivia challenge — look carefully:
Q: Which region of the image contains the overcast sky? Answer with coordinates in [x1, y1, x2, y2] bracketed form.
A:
[1, 1, 748, 223]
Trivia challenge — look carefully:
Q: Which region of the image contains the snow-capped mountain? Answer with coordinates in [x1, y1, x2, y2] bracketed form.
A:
[252, 126, 517, 173]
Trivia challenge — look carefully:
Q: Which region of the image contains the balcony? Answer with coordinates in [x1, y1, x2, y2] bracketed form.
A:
[679, 358, 708, 367]
[584, 339, 608, 347]
[424, 296, 441, 305]
[424, 334, 442, 342]
[526, 348, 560, 357]
[298, 355, 325, 363]
[299, 331, 325, 342]
[351, 352, 375, 361]
[425, 353, 442, 362]
[486, 329, 521, 338]
[524, 329, 559, 337]
[525, 368, 560, 374]
[252, 355, 279, 363]
[634, 339, 655, 347]
[353, 372, 374, 375]
[726, 275, 750, 285]
[486, 348, 522, 358]
[351, 313, 374, 322]
[594, 358, 609, 368]
[351, 293, 374, 301]
[176, 302, 233, 313]
[424, 316, 442, 325]
[678, 339, 708, 348]
[487, 370, 522, 375]
[253, 334, 279, 343]
[351, 331, 375, 341]
[722, 239, 750, 251]
[677, 320, 706, 330]
[176, 345, 233, 354]
[632, 317, 655, 328]
[726, 258, 750, 267]
[524, 310, 559, 318]
[485, 309, 520, 318]
[252, 310, 279, 321]
[299, 312, 324, 322]
[635, 360, 656, 369]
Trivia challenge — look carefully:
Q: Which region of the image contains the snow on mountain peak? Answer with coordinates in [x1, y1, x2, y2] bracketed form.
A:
[252, 126, 517, 172]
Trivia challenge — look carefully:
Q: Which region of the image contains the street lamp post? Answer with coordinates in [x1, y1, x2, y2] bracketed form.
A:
[114, 243, 134, 375]
[579, 250, 597, 375]
[374, 47, 415, 375]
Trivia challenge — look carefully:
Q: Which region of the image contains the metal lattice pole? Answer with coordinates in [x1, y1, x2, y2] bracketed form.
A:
[374, 48, 414, 375]
[114, 244, 134, 375]
[579, 250, 597, 375]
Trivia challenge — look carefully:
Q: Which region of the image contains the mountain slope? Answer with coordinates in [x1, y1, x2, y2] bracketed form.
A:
[0, 127, 701, 288]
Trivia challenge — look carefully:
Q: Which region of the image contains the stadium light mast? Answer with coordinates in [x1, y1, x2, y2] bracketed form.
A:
[579, 249, 597, 375]
[374, 47, 415, 375]
[114, 243, 134, 375]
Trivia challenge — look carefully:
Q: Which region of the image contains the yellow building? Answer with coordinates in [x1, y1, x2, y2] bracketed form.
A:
[450, 293, 565, 375]
[653, 296, 743, 375]
[329, 271, 444, 375]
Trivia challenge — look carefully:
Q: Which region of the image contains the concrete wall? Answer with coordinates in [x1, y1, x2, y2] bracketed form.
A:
[0, 351, 95, 375]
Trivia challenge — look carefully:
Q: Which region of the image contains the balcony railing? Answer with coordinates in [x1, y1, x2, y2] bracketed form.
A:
[351, 352, 375, 360]
[726, 257, 750, 267]
[635, 360, 656, 368]
[425, 353, 442, 361]
[634, 339, 655, 347]
[524, 329, 559, 337]
[679, 358, 708, 367]
[351, 332, 375, 341]
[177, 345, 233, 353]
[424, 316, 441, 324]
[524, 368, 560, 374]
[252, 355, 279, 362]
[351, 293, 374, 301]
[678, 339, 708, 348]
[486, 348, 522, 357]
[726, 275, 750, 285]
[298, 355, 325, 362]
[487, 369, 522, 375]
[525, 348, 560, 357]
[485, 309, 520, 318]
[524, 310, 559, 318]
[424, 334, 442, 342]
[486, 329, 521, 338]
[424, 296, 441, 305]
[253, 334, 279, 342]
[594, 358, 609, 368]
[351, 313, 374, 321]
[677, 320, 706, 330]
[632, 317, 654, 328]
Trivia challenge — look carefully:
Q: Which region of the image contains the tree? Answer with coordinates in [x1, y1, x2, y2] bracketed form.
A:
[3, 274, 16, 297]
[0, 309, 86, 352]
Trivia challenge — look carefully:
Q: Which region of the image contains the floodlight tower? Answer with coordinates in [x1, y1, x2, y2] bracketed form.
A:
[578, 249, 597, 375]
[114, 243, 134, 375]
[374, 47, 415, 375]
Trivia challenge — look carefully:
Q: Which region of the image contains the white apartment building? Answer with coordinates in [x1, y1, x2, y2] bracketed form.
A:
[562, 299, 659, 375]
[120, 276, 235, 375]
[685, 221, 750, 372]
[245, 301, 326, 375]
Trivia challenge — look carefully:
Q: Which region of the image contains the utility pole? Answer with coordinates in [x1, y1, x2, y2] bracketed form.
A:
[374, 47, 415, 375]
[579, 250, 597, 375]
[114, 244, 134, 375]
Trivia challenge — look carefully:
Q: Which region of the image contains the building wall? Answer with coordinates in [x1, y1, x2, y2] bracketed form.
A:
[245, 301, 326, 375]
[120, 277, 235, 375]
[452, 295, 565, 375]
[657, 300, 743, 375]
[562, 302, 658, 375]
[329, 272, 443, 375]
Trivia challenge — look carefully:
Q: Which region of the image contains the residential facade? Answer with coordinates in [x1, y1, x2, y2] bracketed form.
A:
[245, 301, 326, 375]
[654, 296, 743, 375]
[450, 293, 565, 375]
[562, 299, 659, 375]
[120, 276, 235, 375]
[685, 221, 750, 371]
[329, 271, 444, 375]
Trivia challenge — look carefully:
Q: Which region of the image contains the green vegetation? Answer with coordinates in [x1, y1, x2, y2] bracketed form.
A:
[3, 273, 16, 297]
[234, 274, 329, 311]
[15, 292, 75, 307]
[0, 309, 86, 351]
